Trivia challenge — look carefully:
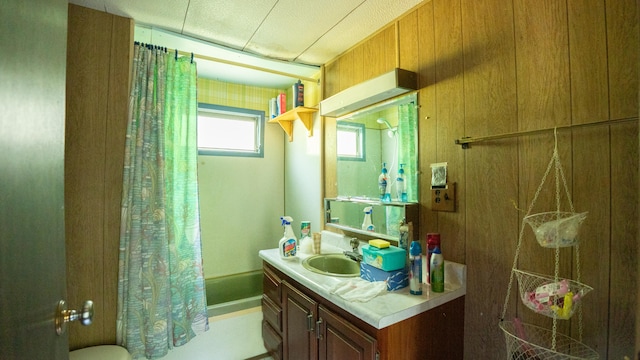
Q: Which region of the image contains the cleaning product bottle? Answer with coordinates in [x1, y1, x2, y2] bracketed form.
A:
[426, 233, 441, 283]
[378, 163, 390, 202]
[396, 164, 407, 202]
[279, 216, 297, 259]
[361, 206, 375, 231]
[409, 239, 422, 295]
[430, 247, 444, 292]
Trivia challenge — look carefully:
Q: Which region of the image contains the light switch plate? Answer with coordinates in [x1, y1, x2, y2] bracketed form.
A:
[431, 183, 456, 212]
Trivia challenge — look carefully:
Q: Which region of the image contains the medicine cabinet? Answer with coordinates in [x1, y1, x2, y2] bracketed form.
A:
[324, 91, 420, 243]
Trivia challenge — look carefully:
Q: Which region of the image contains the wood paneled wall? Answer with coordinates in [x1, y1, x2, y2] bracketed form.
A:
[323, 0, 638, 358]
[65, 4, 132, 350]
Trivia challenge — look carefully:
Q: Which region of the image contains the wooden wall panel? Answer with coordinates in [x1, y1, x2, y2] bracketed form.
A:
[513, 0, 573, 332]
[460, 0, 519, 357]
[322, 0, 638, 357]
[567, 0, 609, 123]
[433, 0, 465, 265]
[66, 4, 132, 350]
[66, 5, 111, 348]
[398, 11, 418, 74]
[606, 0, 639, 119]
[609, 122, 638, 359]
[416, 3, 438, 241]
[572, 127, 611, 358]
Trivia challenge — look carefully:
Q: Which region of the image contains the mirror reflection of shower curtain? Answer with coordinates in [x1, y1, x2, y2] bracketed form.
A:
[385, 101, 418, 237]
[117, 43, 209, 359]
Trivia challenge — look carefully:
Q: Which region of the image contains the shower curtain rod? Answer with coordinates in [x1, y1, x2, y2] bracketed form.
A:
[175, 50, 318, 83]
[455, 116, 639, 149]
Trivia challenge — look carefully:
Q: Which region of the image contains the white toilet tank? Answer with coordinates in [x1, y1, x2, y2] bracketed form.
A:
[70, 345, 132, 360]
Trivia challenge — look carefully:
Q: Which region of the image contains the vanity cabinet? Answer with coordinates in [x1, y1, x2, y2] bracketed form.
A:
[262, 261, 465, 360]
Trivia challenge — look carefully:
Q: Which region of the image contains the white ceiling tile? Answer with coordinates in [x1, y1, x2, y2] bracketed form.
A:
[182, 0, 278, 52]
[244, 0, 364, 62]
[298, 0, 423, 65]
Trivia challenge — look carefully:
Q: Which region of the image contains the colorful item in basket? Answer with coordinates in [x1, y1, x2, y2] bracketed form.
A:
[523, 279, 583, 319]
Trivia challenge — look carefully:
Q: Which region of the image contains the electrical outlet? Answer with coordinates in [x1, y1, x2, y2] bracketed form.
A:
[431, 183, 456, 212]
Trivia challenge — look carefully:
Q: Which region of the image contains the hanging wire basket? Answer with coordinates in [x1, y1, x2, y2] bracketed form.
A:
[523, 212, 588, 248]
[513, 269, 593, 320]
[500, 320, 599, 360]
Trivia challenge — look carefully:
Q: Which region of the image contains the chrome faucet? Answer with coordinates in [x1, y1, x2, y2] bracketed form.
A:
[343, 238, 362, 262]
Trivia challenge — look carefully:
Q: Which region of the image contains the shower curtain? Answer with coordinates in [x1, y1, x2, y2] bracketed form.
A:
[117, 43, 208, 359]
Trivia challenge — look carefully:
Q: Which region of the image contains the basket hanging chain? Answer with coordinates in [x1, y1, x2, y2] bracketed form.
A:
[551, 129, 585, 341]
[500, 134, 558, 321]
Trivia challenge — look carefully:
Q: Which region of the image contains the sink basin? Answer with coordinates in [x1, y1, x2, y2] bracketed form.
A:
[302, 254, 360, 277]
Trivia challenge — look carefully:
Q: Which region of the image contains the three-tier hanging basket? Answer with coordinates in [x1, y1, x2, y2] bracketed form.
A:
[499, 130, 598, 359]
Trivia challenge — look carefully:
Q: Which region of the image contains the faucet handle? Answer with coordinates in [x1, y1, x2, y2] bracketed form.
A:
[349, 238, 359, 251]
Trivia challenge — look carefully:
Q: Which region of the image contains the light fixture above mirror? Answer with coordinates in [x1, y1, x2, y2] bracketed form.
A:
[320, 68, 417, 118]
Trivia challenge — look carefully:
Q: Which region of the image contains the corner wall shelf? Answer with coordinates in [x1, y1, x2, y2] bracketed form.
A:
[268, 106, 317, 142]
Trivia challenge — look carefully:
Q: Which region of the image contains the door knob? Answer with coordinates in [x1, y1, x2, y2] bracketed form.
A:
[55, 299, 94, 335]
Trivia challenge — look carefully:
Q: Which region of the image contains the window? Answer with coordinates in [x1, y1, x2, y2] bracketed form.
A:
[197, 103, 265, 157]
[337, 122, 365, 161]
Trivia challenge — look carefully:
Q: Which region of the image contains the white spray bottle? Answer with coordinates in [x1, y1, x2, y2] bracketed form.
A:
[279, 216, 297, 259]
[361, 206, 374, 231]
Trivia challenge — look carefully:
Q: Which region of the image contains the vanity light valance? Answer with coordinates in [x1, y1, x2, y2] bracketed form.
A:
[320, 68, 417, 118]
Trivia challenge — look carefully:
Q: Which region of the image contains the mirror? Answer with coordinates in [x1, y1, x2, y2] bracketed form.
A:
[336, 93, 418, 202]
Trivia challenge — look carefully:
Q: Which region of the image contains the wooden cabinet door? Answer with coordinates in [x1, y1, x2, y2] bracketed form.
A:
[282, 282, 318, 360]
[318, 305, 377, 360]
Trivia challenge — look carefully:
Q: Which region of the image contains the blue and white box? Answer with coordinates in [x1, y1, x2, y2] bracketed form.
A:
[360, 262, 408, 291]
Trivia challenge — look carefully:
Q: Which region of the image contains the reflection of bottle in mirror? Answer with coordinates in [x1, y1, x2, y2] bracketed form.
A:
[409, 240, 423, 295]
[361, 206, 375, 231]
[396, 164, 407, 202]
[378, 163, 390, 202]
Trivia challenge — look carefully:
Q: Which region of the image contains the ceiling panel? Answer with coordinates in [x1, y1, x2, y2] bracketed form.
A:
[182, 0, 278, 53]
[245, 0, 364, 62]
[297, 0, 423, 65]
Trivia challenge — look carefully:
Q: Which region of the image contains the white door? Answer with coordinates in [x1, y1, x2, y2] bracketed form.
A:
[0, 0, 70, 358]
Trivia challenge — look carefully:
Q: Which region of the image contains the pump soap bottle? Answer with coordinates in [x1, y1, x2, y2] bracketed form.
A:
[396, 164, 407, 202]
[409, 239, 423, 295]
[279, 216, 297, 259]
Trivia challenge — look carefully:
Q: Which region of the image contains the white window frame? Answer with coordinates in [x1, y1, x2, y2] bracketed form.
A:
[197, 103, 265, 158]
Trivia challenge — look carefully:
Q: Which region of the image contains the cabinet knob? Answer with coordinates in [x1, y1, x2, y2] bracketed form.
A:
[316, 318, 324, 340]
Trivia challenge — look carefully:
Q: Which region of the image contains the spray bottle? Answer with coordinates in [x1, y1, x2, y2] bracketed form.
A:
[361, 206, 375, 231]
[396, 164, 407, 202]
[279, 216, 297, 259]
[409, 239, 423, 295]
[378, 163, 390, 202]
[430, 247, 444, 293]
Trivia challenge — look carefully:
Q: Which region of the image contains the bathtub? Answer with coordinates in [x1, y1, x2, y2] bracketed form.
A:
[205, 270, 263, 317]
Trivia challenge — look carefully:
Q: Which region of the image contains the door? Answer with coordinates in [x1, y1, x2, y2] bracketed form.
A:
[0, 0, 69, 359]
[282, 282, 318, 360]
[318, 305, 377, 360]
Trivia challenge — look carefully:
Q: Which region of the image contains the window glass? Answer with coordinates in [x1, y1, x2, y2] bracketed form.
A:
[337, 122, 365, 161]
[197, 103, 265, 157]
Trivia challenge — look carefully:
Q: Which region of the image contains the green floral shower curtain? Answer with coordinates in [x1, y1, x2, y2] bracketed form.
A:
[397, 102, 417, 203]
[117, 43, 208, 359]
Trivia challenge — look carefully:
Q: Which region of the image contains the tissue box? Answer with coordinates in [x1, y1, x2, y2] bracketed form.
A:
[360, 263, 408, 291]
[361, 244, 406, 271]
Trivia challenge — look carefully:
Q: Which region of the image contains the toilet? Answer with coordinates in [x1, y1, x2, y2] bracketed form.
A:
[70, 345, 132, 360]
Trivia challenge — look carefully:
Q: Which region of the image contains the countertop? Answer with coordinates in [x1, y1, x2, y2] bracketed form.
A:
[258, 231, 466, 329]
